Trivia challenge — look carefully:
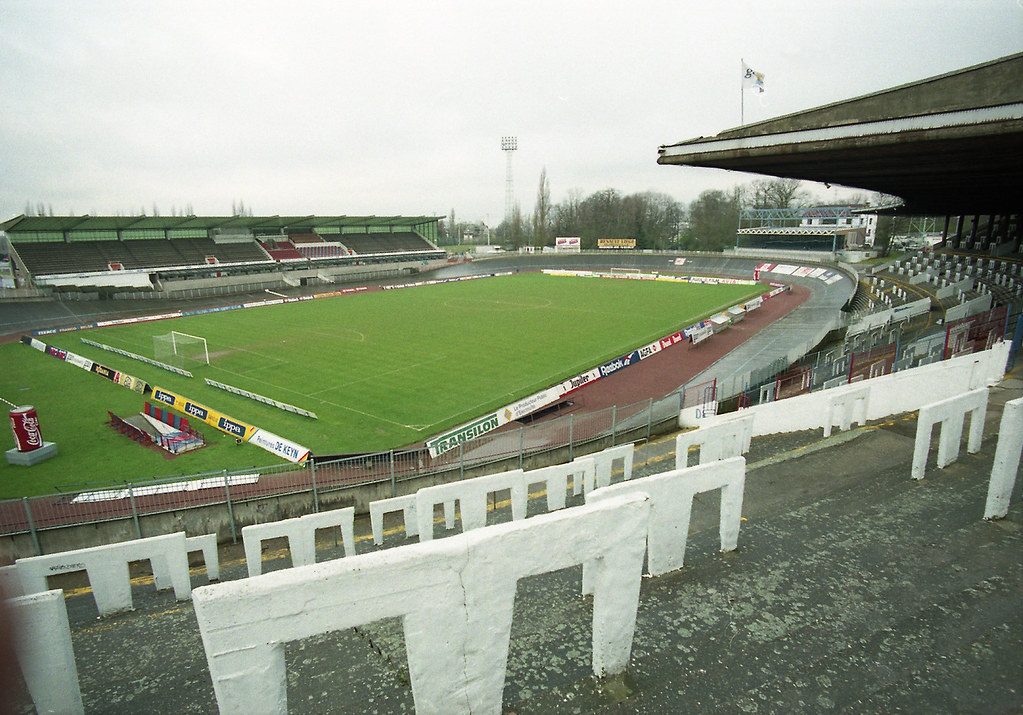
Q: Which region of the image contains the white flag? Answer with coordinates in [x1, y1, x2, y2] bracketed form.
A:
[742, 61, 765, 93]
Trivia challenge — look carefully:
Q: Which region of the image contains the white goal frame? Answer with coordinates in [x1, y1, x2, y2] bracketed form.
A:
[155, 331, 209, 366]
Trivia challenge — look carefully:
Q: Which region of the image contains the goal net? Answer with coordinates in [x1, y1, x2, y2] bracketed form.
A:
[154, 331, 210, 366]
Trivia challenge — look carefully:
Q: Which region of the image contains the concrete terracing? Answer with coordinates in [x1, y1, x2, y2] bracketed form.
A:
[6, 375, 1021, 713]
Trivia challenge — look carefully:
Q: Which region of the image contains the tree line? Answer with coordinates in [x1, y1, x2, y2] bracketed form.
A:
[439, 173, 901, 253]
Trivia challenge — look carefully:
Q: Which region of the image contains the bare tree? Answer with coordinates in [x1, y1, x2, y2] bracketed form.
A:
[746, 178, 807, 209]
[532, 167, 552, 248]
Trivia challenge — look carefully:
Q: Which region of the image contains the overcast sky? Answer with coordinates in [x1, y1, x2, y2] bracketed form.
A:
[1, 1, 1020, 225]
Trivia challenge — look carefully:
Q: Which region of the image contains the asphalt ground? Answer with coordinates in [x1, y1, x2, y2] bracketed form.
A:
[5, 378, 1022, 714]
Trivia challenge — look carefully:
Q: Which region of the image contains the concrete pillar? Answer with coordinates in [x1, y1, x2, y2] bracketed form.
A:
[7, 589, 84, 714]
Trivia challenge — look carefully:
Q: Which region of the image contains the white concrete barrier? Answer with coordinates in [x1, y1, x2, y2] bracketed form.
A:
[0, 563, 23, 598]
[15, 532, 191, 616]
[823, 383, 870, 437]
[193, 493, 650, 715]
[187, 534, 220, 581]
[372, 458, 596, 546]
[369, 493, 419, 545]
[6, 589, 84, 715]
[416, 469, 526, 541]
[243, 507, 356, 578]
[985, 396, 1023, 519]
[575, 443, 635, 495]
[153, 533, 220, 587]
[911, 388, 988, 480]
[675, 415, 753, 469]
[683, 342, 1008, 436]
[582, 457, 746, 593]
[524, 457, 595, 511]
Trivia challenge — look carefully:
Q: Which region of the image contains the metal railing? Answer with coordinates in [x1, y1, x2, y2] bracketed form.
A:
[0, 391, 686, 546]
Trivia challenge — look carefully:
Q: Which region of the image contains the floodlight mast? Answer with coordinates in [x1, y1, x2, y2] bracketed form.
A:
[501, 136, 518, 223]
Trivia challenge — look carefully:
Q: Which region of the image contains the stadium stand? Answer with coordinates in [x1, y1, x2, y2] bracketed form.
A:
[257, 239, 306, 261]
[0, 214, 447, 295]
[337, 231, 439, 256]
[12, 238, 274, 277]
[287, 232, 324, 245]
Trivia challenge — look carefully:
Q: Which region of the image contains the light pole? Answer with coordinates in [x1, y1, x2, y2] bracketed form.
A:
[501, 136, 517, 224]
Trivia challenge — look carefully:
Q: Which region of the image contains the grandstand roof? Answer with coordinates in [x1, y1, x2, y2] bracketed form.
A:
[0, 214, 441, 235]
[658, 52, 1023, 216]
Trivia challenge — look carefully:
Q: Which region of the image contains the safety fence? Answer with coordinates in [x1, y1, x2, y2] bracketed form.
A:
[0, 391, 686, 547]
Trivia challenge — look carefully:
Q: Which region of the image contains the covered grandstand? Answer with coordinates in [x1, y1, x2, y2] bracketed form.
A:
[0, 214, 445, 296]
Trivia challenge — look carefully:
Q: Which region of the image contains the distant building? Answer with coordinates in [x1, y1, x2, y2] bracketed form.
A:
[735, 206, 878, 254]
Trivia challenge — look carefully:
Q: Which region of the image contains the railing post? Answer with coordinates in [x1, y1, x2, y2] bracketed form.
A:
[569, 414, 574, 462]
[611, 406, 617, 446]
[310, 459, 320, 513]
[390, 450, 396, 498]
[519, 427, 524, 470]
[223, 469, 237, 543]
[647, 397, 654, 441]
[128, 485, 142, 539]
[459, 443, 464, 480]
[22, 497, 41, 556]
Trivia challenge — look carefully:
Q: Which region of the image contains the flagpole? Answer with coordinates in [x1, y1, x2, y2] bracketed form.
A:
[740, 58, 745, 125]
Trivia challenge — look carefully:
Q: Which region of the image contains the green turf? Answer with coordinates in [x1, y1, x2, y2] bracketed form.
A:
[0, 272, 762, 497]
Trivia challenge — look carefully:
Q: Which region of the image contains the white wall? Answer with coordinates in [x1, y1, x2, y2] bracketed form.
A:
[684, 341, 1009, 435]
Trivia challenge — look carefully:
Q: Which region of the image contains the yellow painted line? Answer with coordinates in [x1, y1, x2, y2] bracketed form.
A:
[76, 606, 191, 635]
[62, 563, 214, 599]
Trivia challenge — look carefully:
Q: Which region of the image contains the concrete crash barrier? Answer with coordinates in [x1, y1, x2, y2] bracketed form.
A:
[524, 456, 595, 511]
[575, 443, 635, 495]
[242, 507, 355, 578]
[186, 534, 220, 581]
[153, 534, 220, 587]
[369, 493, 419, 545]
[0, 563, 23, 598]
[15, 532, 191, 616]
[582, 457, 746, 594]
[6, 589, 84, 715]
[985, 396, 1023, 520]
[416, 469, 527, 541]
[685, 342, 1008, 435]
[911, 388, 988, 480]
[823, 383, 870, 438]
[193, 493, 649, 715]
[372, 458, 595, 545]
[675, 414, 753, 469]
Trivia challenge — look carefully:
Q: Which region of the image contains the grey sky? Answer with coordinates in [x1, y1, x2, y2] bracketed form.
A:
[1, 1, 1020, 225]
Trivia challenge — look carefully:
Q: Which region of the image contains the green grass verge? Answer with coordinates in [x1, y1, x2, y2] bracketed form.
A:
[0, 272, 762, 497]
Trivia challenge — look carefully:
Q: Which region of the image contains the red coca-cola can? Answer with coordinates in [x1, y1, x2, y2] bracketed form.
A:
[9, 406, 43, 452]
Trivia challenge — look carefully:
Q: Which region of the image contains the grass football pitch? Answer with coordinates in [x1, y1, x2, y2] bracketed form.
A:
[0, 272, 762, 497]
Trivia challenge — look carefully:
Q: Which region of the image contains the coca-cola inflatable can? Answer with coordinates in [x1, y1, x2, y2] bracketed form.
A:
[9, 406, 43, 452]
